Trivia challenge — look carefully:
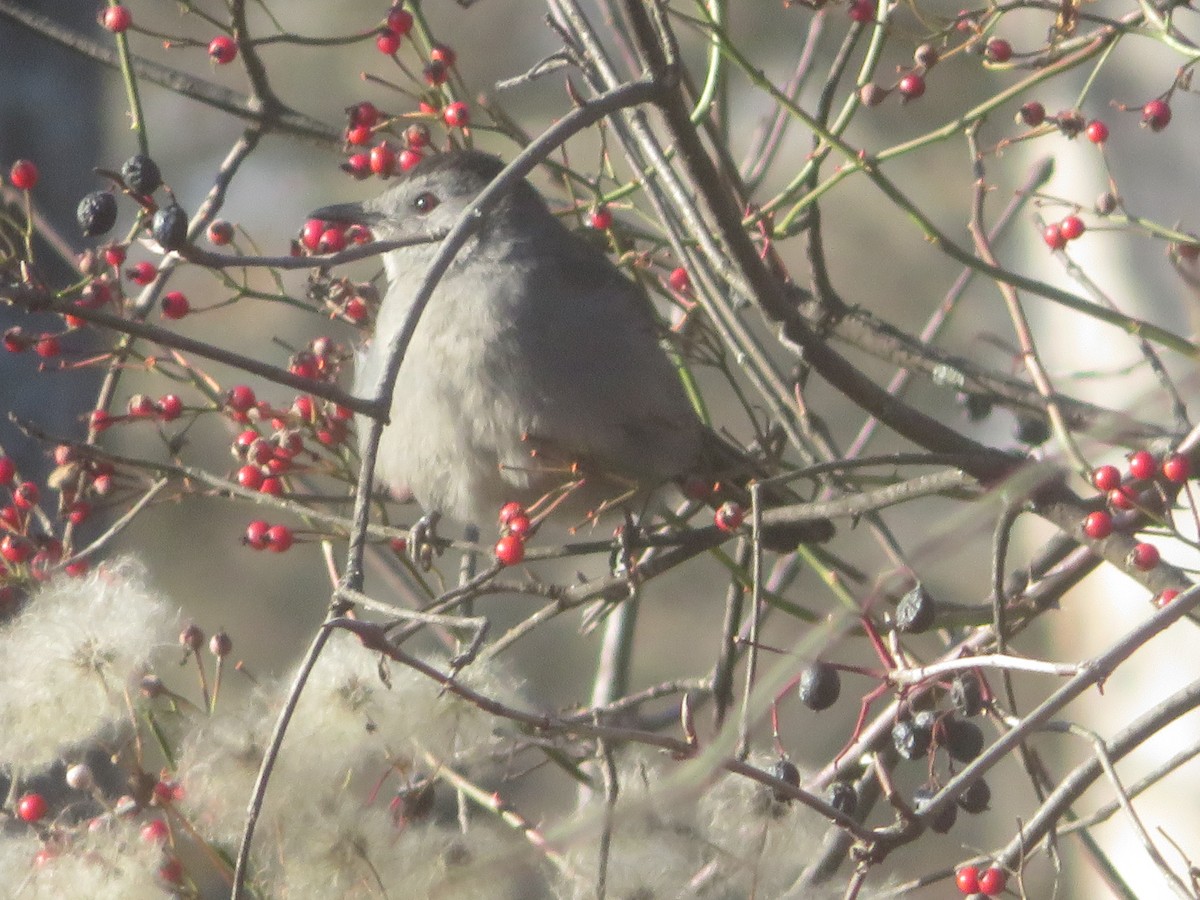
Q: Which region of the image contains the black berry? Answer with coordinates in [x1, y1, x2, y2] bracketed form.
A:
[769, 759, 801, 803]
[826, 780, 858, 816]
[944, 718, 985, 763]
[151, 204, 188, 251]
[950, 674, 983, 717]
[77, 191, 118, 237]
[957, 777, 991, 814]
[895, 585, 936, 634]
[798, 662, 841, 711]
[122, 154, 162, 195]
[892, 715, 932, 760]
[913, 786, 957, 833]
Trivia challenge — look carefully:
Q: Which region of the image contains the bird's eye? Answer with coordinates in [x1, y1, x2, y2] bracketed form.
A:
[412, 192, 439, 214]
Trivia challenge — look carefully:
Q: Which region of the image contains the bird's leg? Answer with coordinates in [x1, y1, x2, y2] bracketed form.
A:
[409, 510, 442, 570]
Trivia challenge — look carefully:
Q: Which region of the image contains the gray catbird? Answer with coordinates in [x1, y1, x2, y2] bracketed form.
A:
[312, 151, 832, 543]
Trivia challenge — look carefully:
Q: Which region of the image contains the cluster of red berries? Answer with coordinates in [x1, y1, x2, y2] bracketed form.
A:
[1081, 449, 1192, 573]
[375, 4, 414, 55]
[297, 217, 372, 255]
[3, 326, 65, 360]
[0, 456, 91, 587]
[244, 520, 295, 552]
[495, 502, 534, 565]
[955, 864, 1007, 896]
[90, 393, 184, 432]
[1012, 103, 1115, 146]
[1042, 213, 1086, 250]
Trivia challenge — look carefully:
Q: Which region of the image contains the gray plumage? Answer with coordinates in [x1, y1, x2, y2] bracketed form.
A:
[313, 151, 704, 526]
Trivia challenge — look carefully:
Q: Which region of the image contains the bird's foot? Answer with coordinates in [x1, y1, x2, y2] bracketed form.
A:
[409, 511, 442, 570]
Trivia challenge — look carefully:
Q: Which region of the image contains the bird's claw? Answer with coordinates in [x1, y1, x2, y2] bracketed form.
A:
[409, 511, 442, 570]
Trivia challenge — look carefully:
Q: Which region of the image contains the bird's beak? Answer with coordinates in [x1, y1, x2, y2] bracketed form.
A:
[309, 202, 382, 225]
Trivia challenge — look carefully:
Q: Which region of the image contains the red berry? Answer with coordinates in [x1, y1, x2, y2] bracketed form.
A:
[343, 297, 368, 323]
[1141, 99, 1171, 132]
[160, 290, 189, 320]
[1017, 101, 1045, 126]
[386, 6, 414, 36]
[848, 0, 875, 21]
[259, 477, 283, 496]
[430, 43, 456, 66]
[102, 4, 132, 33]
[8, 160, 38, 191]
[443, 101, 469, 128]
[376, 30, 400, 55]
[140, 819, 169, 844]
[1128, 449, 1156, 481]
[208, 35, 237, 64]
[370, 142, 396, 177]
[714, 501, 745, 532]
[955, 865, 980, 894]
[127, 394, 155, 417]
[588, 207, 613, 230]
[236, 465, 264, 490]
[405, 123, 431, 148]
[398, 148, 423, 171]
[245, 520, 269, 550]
[350, 102, 380, 128]
[985, 38, 1012, 62]
[0, 505, 20, 530]
[2, 328, 26, 353]
[226, 384, 256, 412]
[1154, 589, 1180, 608]
[300, 218, 325, 251]
[90, 410, 113, 433]
[1130, 542, 1160, 571]
[494, 533, 525, 565]
[1042, 222, 1066, 250]
[1092, 464, 1121, 492]
[103, 244, 126, 267]
[1083, 510, 1112, 540]
[1108, 485, 1137, 511]
[207, 219, 234, 245]
[67, 500, 91, 525]
[978, 866, 1007, 896]
[346, 124, 372, 146]
[159, 857, 184, 884]
[35, 334, 61, 358]
[668, 267, 691, 294]
[65, 559, 89, 577]
[344, 153, 371, 180]
[127, 260, 156, 285]
[1162, 453, 1190, 483]
[423, 61, 448, 85]
[1, 535, 31, 564]
[897, 72, 926, 100]
[507, 513, 533, 538]
[318, 227, 346, 254]
[266, 524, 293, 552]
[1085, 119, 1109, 144]
[13, 481, 38, 511]
[157, 394, 183, 421]
[17, 793, 47, 823]
[0, 457, 12, 485]
[1059, 215, 1085, 241]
